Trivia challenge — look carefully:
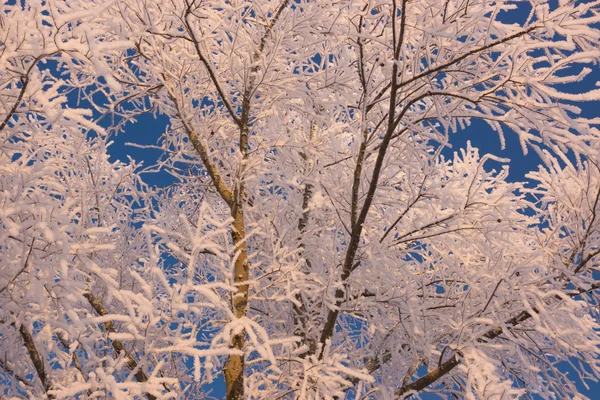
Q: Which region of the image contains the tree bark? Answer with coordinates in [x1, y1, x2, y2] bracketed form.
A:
[19, 323, 54, 399]
[224, 205, 250, 400]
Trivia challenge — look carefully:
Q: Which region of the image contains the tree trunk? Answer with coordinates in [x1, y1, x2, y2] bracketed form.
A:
[224, 206, 249, 399]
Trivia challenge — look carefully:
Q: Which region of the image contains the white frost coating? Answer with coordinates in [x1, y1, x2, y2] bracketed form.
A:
[534, 83, 600, 102]
[459, 347, 526, 399]
[54, 0, 118, 26]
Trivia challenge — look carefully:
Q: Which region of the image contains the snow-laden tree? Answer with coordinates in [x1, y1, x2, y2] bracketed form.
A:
[2, 0, 600, 398]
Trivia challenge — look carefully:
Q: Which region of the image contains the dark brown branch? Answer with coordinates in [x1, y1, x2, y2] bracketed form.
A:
[0, 238, 35, 295]
[239, 0, 290, 156]
[317, 0, 409, 359]
[259, 0, 290, 53]
[380, 178, 427, 243]
[183, 3, 242, 128]
[573, 180, 600, 273]
[0, 75, 29, 134]
[164, 84, 234, 206]
[401, 26, 537, 89]
[396, 354, 461, 397]
[84, 292, 157, 400]
[393, 226, 477, 246]
[19, 324, 54, 399]
[0, 52, 57, 135]
[395, 281, 600, 397]
[367, 25, 538, 113]
[0, 358, 33, 388]
[56, 332, 88, 385]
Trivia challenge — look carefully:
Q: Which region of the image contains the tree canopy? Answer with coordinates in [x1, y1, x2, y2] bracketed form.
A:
[2, 0, 600, 398]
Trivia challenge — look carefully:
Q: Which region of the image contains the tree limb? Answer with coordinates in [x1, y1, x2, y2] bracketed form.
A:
[394, 282, 600, 397]
[84, 292, 157, 400]
[19, 324, 54, 399]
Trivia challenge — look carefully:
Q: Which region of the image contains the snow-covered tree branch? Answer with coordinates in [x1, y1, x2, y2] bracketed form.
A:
[2, 0, 600, 398]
